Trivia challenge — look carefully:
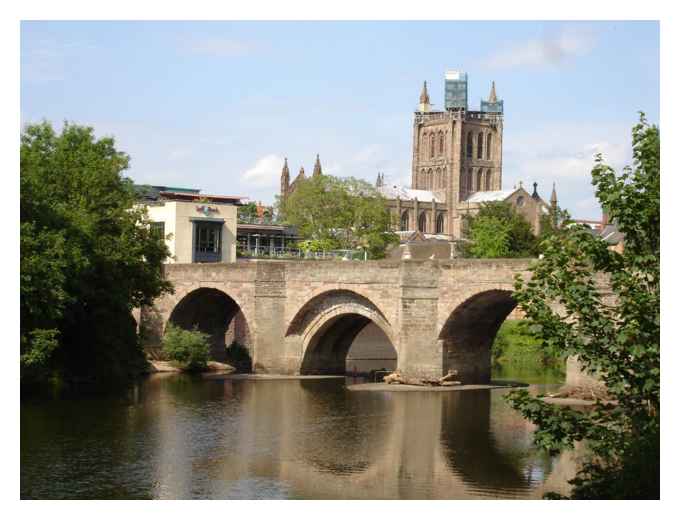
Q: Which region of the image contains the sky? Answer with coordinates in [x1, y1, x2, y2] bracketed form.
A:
[20, 20, 659, 219]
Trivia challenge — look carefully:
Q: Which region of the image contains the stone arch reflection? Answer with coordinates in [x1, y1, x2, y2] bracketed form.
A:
[439, 390, 555, 496]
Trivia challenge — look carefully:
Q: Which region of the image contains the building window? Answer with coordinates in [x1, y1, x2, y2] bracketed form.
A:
[439, 133, 444, 155]
[486, 133, 492, 160]
[194, 221, 222, 263]
[485, 169, 492, 191]
[466, 133, 473, 158]
[436, 213, 445, 234]
[400, 211, 409, 231]
[418, 212, 427, 233]
[442, 167, 447, 189]
[150, 221, 165, 239]
[477, 132, 484, 159]
[430, 134, 435, 159]
[436, 167, 441, 189]
[516, 195, 525, 207]
[476, 169, 483, 192]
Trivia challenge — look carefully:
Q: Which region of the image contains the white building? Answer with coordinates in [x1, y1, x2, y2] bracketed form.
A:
[138, 185, 243, 264]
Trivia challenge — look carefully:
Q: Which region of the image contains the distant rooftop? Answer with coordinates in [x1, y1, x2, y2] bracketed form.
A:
[135, 184, 245, 204]
[378, 184, 445, 203]
[464, 189, 516, 203]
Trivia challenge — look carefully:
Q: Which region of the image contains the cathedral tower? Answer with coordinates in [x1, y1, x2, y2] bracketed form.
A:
[410, 74, 504, 238]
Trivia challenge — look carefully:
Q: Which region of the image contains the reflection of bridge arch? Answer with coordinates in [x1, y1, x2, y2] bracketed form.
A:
[286, 290, 396, 375]
[167, 287, 252, 362]
[439, 289, 516, 383]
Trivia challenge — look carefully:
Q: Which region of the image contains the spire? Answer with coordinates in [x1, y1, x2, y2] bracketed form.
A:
[281, 157, 290, 180]
[550, 182, 558, 207]
[376, 172, 384, 187]
[280, 157, 290, 199]
[419, 81, 430, 105]
[489, 81, 497, 103]
[312, 154, 322, 177]
[531, 182, 540, 200]
[298, 166, 305, 179]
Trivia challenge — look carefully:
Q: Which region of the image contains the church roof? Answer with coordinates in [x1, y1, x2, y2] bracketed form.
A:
[378, 184, 445, 203]
[464, 189, 516, 203]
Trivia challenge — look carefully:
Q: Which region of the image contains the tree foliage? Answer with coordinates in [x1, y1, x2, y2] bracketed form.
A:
[505, 114, 660, 499]
[462, 201, 538, 258]
[20, 121, 173, 385]
[282, 175, 398, 258]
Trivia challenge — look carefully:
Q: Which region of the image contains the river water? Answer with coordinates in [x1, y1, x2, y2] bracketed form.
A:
[21, 371, 576, 499]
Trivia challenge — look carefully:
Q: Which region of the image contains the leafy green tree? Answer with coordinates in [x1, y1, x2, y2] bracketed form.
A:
[505, 114, 659, 499]
[467, 216, 511, 258]
[282, 174, 398, 258]
[463, 201, 538, 258]
[237, 202, 259, 222]
[162, 324, 211, 371]
[20, 121, 173, 385]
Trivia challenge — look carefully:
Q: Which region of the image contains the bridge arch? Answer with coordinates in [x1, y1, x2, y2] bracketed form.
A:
[439, 289, 517, 383]
[286, 290, 397, 375]
[167, 287, 252, 367]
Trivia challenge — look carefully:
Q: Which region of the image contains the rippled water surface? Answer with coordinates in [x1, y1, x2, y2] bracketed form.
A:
[21, 373, 576, 499]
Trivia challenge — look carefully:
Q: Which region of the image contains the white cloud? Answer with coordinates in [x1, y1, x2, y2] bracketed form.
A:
[502, 122, 632, 219]
[184, 38, 257, 57]
[241, 154, 285, 188]
[484, 26, 595, 69]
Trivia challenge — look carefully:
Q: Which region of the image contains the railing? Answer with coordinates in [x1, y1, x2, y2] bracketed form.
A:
[237, 245, 367, 261]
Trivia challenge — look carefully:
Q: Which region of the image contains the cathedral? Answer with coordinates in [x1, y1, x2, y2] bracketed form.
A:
[280, 71, 555, 242]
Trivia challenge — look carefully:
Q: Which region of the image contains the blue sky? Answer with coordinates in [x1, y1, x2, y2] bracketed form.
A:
[20, 20, 659, 219]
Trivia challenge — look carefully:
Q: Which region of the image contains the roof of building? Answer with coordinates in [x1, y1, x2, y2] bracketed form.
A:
[463, 189, 516, 203]
[378, 184, 445, 203]
[158, 191, 245, 204]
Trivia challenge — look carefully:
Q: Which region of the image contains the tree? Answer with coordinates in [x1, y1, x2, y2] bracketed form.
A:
[462, 201, 538, 258]
[21, 121, 173, 385]
[505, 114, 659, 499]
[282, 174, 398, 258]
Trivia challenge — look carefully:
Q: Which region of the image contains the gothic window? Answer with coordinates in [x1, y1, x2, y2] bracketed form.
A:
[466, 132, 473, 158]
[421, 169, 427, 189]
[486, 169, 492, 191]
[477, 132, 484, 159]
[418, 212, 427, 233]
[486, 133, 492, 160]
[476, 169, 483, 192]
[436, 213, 445, 234]
[468, 169, 474, 195]
[422, 133, 428, 160]
[400, 211, 409, 231]
[442, 167, 447, 189]
[430, 134, 435, 159]
[429, 169, 434, 189]
[436, 168, 441, 189]
[439, 132, 444, 155]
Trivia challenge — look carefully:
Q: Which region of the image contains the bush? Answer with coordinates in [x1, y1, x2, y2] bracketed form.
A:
[162, 324, 211, 370]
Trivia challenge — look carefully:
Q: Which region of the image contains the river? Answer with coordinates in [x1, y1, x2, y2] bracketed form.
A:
[21, 369, 576, 499]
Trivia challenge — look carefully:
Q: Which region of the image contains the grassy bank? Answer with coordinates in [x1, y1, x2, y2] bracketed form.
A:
[492, 320, 565, 381]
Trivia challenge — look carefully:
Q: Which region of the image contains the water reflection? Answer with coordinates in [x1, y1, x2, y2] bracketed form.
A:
[21, 375, 574, 499]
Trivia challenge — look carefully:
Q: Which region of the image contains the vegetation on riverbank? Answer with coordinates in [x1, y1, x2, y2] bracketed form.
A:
[20, 122, 173, 389]
[505, 114, 660, 499]
[492, 320, 565, 373]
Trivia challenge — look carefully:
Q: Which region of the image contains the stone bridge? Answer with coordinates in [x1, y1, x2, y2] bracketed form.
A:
[141, 258, 540, 382]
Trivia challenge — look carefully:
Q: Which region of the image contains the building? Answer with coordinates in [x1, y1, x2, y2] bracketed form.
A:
[376, 71, 554, 242]
[280, 154, 323, 209]
[137, 185, 242, 263]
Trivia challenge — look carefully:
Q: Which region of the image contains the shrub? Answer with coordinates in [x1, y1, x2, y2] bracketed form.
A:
[162, 324, 211, 370]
